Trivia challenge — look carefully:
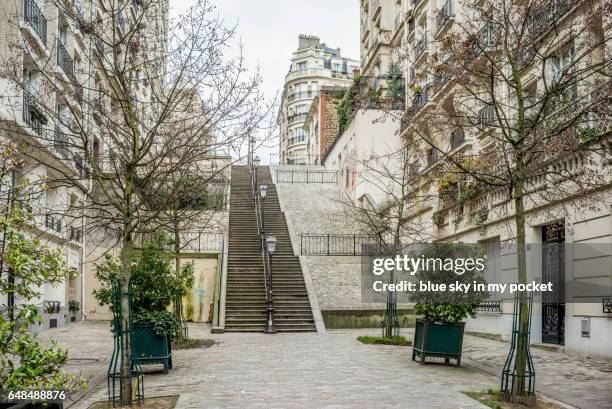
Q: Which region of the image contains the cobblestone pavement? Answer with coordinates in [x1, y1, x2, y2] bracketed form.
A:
[40, 322, 612, 409]
[461, 336, 612, 409]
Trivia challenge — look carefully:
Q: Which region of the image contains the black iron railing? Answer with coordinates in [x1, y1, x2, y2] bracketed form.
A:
[300, 233, 373, 256]
[288, 112, 308, 125]
[43, 300, 61, 314]
[252, 166, 275, 333]
[603, 297, 612, 313]
[45, 214, 63, 234]
[57, 39, 77, 86]
[23, 0, 47, 45]
[436, 0, 452, 32]
[69, 226, 83, 243]
[526, 0, 573, 40]
[415, 31, 428, 60]
[275, 170, 338, 184]
[22, 92, 45, 135]
[54, 126, 71, 159]
[476, 301, 502, 312]
[478, 104, 496, 127]
[450, 129, 465, 150]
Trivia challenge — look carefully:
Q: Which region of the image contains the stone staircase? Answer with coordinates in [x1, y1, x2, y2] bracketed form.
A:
[225, 166, 316, 332]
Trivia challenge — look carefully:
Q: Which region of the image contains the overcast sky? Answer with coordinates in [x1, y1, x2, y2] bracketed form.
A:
[170, 0, 360, 163]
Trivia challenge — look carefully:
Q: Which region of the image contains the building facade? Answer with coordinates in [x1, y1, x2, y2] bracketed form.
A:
[394, 0, 612, 358]
[277, 35, 359, 164]
[0, 0, 169, 329]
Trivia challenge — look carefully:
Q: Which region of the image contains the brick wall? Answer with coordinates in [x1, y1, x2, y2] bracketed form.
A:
[318, 90, 343, 159]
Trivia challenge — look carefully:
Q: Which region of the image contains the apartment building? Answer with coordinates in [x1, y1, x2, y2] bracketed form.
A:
[0, 0, 169, 329]
[360, 0, 406, 86]
[395, 0, 612, 358]
[277, 35, 359, 165]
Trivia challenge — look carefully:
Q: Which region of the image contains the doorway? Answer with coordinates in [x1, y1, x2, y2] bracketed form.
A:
[541, 221, 565, 345]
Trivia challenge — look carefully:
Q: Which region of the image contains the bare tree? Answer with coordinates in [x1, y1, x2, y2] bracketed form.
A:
[2, 0, 274, 403]
[399, 0, 611, 400]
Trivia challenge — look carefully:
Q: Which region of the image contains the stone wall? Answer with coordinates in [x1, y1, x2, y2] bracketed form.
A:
[273, 170, 413, 327]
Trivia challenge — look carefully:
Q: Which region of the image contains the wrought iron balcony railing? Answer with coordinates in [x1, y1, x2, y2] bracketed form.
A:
[415, 31, 428, 60]
[478, 104, 496, 127]
[426, 148, 439, 168]
[22, 92, 46, 135]
[57, 39, 77, 85]
[412, 84, 430, 113]
[45, 214, 63, 234]
[23, 0, 47, 45]
[288, 113, 308, 125]
[436, 0, 452, 33]
[526, 0, 573, 40]
[53, 126, 71, 159]
[450, 129, 465, 150]
[69, 226, 83, 242]
[287, 90, 317, 102]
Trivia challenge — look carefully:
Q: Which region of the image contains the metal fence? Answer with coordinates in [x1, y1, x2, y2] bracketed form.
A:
[476, 300, 502, 312]
[275, 170, 338, 184]
[300, 233, 373, 255]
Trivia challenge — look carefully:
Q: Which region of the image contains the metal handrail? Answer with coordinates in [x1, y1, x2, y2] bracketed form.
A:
[251, 167, 274, 333]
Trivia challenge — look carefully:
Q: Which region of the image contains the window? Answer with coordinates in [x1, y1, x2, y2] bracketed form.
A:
[549, 47, 574, 85]
[297, 61, 307, 70]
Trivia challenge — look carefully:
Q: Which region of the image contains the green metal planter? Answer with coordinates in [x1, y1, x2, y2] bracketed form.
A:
[131, 322, 173, 374]
[412, 318, 465, 367]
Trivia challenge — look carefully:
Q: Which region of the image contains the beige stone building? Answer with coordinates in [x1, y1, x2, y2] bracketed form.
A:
[0, 0, 170, 328]
[277, 35, 359, 165]
[394, 0, 612, 358]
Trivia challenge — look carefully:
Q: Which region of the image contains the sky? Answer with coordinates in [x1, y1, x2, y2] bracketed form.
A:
[170, 0, 360, 163]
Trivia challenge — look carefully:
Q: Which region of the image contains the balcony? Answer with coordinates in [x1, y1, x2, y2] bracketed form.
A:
[69, 226, 83, 243]
[288, 112, 308, 125]
[436, 0, 453, 34]
[23, 0, 47, 45]
[450, 129, 465, 150]
[53, 126, 72, 159]
[411, 84, 430, 113]
[426, 148, 439, 168]
[478, 104, 496, 127]
[287, 136, 306, 147]
[285, 67, 330, 82]
[287, 90, 317, 102]
[415, 31, 428, 61]
[57, 40, 77, 84]
[44, 214, 63, 235]
[117, 11, 126, 32]
[467, 22, 497, 60]
[22, 92, 46, 136]
[526, 0, 573, 41]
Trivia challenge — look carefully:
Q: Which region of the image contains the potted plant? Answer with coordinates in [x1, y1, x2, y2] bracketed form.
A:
[68, 300, 80, 322]
[410, 243, 488, 367]
[93, 233, 194, 374]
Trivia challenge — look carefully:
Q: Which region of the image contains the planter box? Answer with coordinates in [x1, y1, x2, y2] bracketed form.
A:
[412, 318, 465, 367]
[131, 322, 172, 373]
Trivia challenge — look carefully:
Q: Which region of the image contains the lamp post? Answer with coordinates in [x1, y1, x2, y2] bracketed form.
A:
[259, 184, 267, 232]
[252, 155, 260, 200]
[265, 233, 277, 334]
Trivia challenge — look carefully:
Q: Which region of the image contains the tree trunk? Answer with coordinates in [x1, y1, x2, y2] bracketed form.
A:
[173, 220, 187, 340]
[119, 234, 134, 405]
[512, 175, 530, 396]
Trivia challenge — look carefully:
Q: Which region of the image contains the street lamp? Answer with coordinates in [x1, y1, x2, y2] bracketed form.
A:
[266, 233, 277, 255]
[253, 155, 260, 198]
[259, 184, 268, 232]
[265, 233, 277, 334]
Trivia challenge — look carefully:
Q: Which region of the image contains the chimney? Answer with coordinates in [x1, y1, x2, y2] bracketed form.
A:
[298, 34, 320, 50]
